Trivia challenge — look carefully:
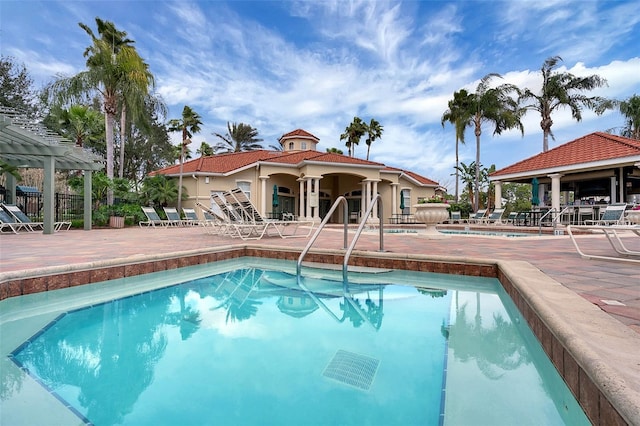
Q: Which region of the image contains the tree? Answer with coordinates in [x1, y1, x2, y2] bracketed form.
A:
[213, 122, 263, 153]
[45, 18, 153, 204]
[141, 175, 180, 208]
[618, 94, 640, 140]
[196, 141, 214, 156]
[326, 147, 344, 154]
[340, 117, 366, 157]
[453, 161, 479, 208]
[364, 118, 384, 161]
[50, 104, 103, 147]
[168, 105, 202, 213]
[467, 74, 523, 211]
[519, 56, 609, 152]
[441, 89, 474, 201]
[0, 56, 39, 117]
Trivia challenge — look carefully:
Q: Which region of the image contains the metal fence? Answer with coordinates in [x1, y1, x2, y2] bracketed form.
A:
[0, 192, 85, 222]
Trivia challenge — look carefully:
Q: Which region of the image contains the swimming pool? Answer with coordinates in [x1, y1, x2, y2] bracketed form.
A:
[2, 257, 588, 425]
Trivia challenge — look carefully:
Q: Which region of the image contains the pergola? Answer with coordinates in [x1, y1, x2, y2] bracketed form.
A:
[0, 107, 104, 234]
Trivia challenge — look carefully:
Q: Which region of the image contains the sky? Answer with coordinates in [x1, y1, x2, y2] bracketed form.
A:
[1, 0, 639, 189]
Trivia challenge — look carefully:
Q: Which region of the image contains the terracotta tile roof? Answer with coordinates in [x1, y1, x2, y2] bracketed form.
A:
[279, 128, 319, 141]
[150, 148, 438, 186]
[491, 132, 640, 177]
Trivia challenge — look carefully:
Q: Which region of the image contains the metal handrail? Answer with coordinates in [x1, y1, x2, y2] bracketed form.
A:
[342, 194, 384, 282]
[296, 194, 384, 282]
[537, 208, 555, 235]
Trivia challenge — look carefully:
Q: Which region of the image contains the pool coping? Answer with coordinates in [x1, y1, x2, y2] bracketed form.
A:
[1, 244, 639, 425]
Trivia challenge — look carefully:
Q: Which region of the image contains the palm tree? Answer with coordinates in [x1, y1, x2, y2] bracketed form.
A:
[45, 18, 153, 204]
[326, 147, 344, 154]
[441, 89, 474, 201]
[364, 118, 384, 160]
[54, 104, 103, 147]
[340, 117, 366, 157]
[453, 161, 479, 208]
[196, 141, 214, 156]
[467, 74, 523, 211]
[618, 94, 640, 140]
[519, 56, 609, 152]
[213, 122, 263, 153]
[168, 105, 202, 213]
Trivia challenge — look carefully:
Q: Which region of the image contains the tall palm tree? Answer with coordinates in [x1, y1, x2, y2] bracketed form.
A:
[213, 122, 263, 153]
[326, 147, 344, 154]
[466, 74, 523, 211]
[340, 117, 366, 157]
[45, 18, 153, 204]
[168, 105, 202, 213]
[364, 118, 384, 161]
[441, 89, 474, 201]
[519, 56, 609, 152]
[618, 94, 640, 140]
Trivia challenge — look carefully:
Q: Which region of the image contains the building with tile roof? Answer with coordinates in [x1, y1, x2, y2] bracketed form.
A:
[489, 132, 640, 211]
[151, 129, 442, 223]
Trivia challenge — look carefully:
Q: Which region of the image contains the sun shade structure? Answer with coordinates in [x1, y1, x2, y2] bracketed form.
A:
[0, 107, 104, 233]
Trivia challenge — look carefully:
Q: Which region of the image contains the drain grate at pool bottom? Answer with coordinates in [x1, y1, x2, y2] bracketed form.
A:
[322, 349, 380, 391]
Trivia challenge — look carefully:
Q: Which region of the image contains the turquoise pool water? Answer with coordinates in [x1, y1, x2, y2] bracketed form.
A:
[1, 258, 589, 425]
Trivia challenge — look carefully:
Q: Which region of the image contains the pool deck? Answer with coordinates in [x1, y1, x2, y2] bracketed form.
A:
[2, 224, 639, 333]
[1, 224, 640, 424]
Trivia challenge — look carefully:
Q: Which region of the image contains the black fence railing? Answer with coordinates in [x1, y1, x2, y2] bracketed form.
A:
[0, 192, 85, 222]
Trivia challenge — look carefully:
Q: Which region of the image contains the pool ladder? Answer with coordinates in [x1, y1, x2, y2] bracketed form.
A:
[296, 195, 384, 282]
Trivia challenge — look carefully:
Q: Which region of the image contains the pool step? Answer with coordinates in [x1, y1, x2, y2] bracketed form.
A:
[301, 261, 393, 274]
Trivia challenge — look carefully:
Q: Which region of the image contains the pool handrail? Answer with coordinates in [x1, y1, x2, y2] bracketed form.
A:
[296, 194, 384, 283]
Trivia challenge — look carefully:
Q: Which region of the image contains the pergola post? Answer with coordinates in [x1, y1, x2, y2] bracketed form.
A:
[43, 155, 55, 234]
[84, 170, 92, 230]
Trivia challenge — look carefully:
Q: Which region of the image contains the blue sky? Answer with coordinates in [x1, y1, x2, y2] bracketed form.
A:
[2, 0, 639, 188]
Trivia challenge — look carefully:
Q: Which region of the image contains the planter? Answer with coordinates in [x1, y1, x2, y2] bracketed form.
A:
[413, 203, 449, 236]
[626, 210, 640, 225]
[109, 216, 125, 229]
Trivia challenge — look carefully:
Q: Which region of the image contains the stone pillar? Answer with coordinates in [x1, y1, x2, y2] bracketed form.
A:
[306, 178, 312, 219]
[371, 180, 379, 219]
[43, 156, 55, 234]
[610, 175, 617, 204]
[494, 181, 502, 209]
[549, 173, 563, 212]
[84, 170, 92, 230]
[298, 178, 305, 219]
[313, 178, 321, 221]
[391, 183, 398, 215]
[259, 176, 268, 216]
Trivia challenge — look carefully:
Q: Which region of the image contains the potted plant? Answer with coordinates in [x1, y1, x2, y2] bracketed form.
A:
[413, 195, 450, 236]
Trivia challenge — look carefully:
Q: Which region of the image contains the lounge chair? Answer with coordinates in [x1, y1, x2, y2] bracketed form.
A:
[447, 211, 462, 224]
[163, 207, 185, 226]
[140, 206, 169, 227]
[482, 208, 505, 225]
[196, 202, 229, 235]
[505, 211, 519, 225]
[2, 203, 70, 231]
[465, 209, 487, 224]
[567, 223, 640, 263]
[182, 208, 203, 226]
[576, 206, 595, 225]
[0, 209, 32, 233]
[585, 203, 627, 226]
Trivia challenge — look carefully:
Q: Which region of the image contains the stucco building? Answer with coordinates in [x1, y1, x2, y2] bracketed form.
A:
[151, 129, 443, 223]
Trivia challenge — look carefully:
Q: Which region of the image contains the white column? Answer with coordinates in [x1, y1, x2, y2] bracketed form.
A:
[313, 178, 321, 221]
[259, 176, 268, 216]
[371, 180, 379, 219]
[83, 170, 92, 230]
[360, 182, 366, 222]
[494, 181, 502, 209]
[610, 175, 617, 203]
[299, 178, 305, 219]
[306, 178, 312, 218]
[618, 167, 625, 204]
[549, 173, 563, 212]
[391, 183, 397, 215]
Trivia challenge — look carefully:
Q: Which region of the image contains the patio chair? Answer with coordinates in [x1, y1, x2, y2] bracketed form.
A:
[447, 211, 462, 224]
[181, 208, 201, 226]
[1, 203, 68, 231]
[585, 203, 627, 226]
[505, 211, 519, 225]
[163, 207, 185, 226]
[139, 206, 169, 227]
[577, 206, 595, 225]
[0, 209, 32, 233]
[465, 209, 487, 224]
[482, 208, 505, 225]
[196, 202, 229, 235]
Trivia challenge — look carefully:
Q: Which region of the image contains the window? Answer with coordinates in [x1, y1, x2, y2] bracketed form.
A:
[237, 181, 251, 200]
[289, 142, 294, 150]
[301, 142, 307, 149]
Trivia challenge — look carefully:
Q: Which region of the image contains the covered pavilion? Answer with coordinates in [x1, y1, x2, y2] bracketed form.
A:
[0, 107, 104, 234]
[490, 132, 640, 215]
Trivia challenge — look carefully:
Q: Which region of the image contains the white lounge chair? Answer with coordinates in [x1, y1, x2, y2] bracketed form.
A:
[482, 208, 505, 225]
[2, 203, 71, 231]
[585, 203, 627, 226]
[465, 209, 487, 224]
[140, 206, 169, 227]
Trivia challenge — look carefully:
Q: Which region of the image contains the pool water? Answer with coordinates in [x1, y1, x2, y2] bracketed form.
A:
[3, 258, 589, 425]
